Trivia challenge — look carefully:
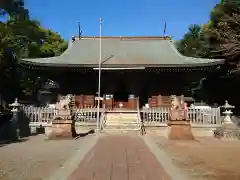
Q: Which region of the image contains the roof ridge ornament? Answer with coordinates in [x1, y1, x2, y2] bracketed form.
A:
[78, 22, 82, 39]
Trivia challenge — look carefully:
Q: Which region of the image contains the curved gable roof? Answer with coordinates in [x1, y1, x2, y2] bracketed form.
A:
[20, 36, 224, 68]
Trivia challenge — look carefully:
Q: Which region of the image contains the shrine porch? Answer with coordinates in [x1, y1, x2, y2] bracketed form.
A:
[37, 69, 211, 107]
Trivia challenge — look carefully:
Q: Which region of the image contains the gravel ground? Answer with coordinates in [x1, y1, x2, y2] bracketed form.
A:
[149, 135, 240, 180]
[0, 135, 90, 180]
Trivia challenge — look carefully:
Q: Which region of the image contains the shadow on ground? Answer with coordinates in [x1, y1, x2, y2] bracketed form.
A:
[0, 138, 28, 147]
[74, 129, 95, 139]
[0, 109, 45, 146]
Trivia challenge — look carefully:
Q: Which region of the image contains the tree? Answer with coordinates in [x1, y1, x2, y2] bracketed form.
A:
[0, 21, 22, 101]
[0, 0, 29, 20]
[176, 24, 209, 58]
[0, 1, 68, 102]
[204, 0, 240, 66]
[177, 1, 240, 65]
[175, 0, 240, 106]
[17, 23, 68, 100]
[28, 27, 68, 58]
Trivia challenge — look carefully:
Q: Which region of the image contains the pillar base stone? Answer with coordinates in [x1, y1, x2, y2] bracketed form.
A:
[168, 120, 195, 140]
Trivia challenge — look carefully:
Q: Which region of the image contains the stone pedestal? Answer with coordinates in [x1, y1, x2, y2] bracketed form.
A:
[214, 123, 239, 140]
[168, 120, 194, 140]
[168, 104, 194, 140]
[47, 109, 75, 140]
[9, 98, 21, 140]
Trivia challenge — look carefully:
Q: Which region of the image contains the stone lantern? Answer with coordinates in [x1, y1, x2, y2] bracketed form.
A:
[9, 98, 21, 139]
[9, 98, 21, 112]
[214, 100, 238, 140]
[221, 100, 235, 124]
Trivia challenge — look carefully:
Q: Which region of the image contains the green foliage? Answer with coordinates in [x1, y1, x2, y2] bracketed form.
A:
[0, 1, 68, 101]
[204, 1, 240, 64]
[177, 0, 240, 66]
[176, 24, 210, 58]
[37, 28, 68, 58]
[0, 0, 29, 20]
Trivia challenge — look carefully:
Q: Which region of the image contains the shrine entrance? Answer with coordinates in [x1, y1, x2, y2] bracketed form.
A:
[54, 70, 197, 110]
[113, 77, 135, 109]
[114, 77, 129, 101]
[102, 71, 139, 110]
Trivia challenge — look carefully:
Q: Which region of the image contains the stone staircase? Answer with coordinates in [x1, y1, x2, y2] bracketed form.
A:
[103, 112, 140, 132]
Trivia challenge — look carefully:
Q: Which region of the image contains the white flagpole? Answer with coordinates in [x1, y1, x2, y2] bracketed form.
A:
[96, 18, 102, 130]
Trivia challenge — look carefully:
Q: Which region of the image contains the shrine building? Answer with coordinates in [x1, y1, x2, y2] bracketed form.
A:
[19, 36, 225, 109]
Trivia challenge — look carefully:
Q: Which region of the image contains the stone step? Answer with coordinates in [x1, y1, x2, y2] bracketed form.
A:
[106, 124, 137, 128]
[105, 119, 137, 122]
[106, 116, 138, 120]
[106, 118, 138, 122]
[106, 113, 138, 119]
[107, 113, 138, 116]
[103, 129, 140, 132]
[106, 115, 137, 118]
[101, 131, 140, 135]
[103, 126, 140, 131]
[105, 120, 139, 124]
[106, 116, 138, 121]
[105, 121, 139, 125]
[104, 112, 140, 132]
[104, 122, 140, 131]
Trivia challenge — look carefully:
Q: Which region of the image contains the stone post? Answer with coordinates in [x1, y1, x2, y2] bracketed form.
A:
[9, 98, 21, 140]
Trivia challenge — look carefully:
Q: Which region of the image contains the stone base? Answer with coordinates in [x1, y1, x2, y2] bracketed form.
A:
[214, 125, 240, 140]
[168, 120, 194, 140]
[47, 119, 75, 140]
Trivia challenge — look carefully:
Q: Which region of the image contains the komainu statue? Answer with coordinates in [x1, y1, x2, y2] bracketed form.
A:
[170, 95, 180, 109]
[55, 94, 72, 110]
[46, 94, 74, 140]
[168, 95, 194, 140]
[170, 95, 187, 121]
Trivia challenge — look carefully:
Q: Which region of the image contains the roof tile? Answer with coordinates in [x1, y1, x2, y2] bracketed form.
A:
[20, 38, 225, 67]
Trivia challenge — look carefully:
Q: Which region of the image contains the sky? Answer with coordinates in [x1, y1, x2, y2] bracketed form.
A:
[25, 0, 220, 40]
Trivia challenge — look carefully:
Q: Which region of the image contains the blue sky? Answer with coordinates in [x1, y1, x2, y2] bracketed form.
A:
[25, 0, 220, 40]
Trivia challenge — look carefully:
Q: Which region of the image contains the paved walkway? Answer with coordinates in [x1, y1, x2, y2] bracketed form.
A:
[68, 135, 171, 180]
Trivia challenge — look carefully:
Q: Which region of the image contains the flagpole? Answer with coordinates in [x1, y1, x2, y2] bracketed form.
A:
[96, 18, 102, 130]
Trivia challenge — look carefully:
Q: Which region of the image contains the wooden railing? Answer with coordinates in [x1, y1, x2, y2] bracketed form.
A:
[21, 105, 105, 127]
[140, 107, 221, 126]
[74, 106, 106, 128]
[141, 107, 169, 126]
[21, 105, 221, 127]
[188, 107, 221, 125]
[21, 106, 57, 127]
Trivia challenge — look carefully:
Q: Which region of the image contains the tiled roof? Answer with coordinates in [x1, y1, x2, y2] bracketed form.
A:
[20, 36, 225, 67]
